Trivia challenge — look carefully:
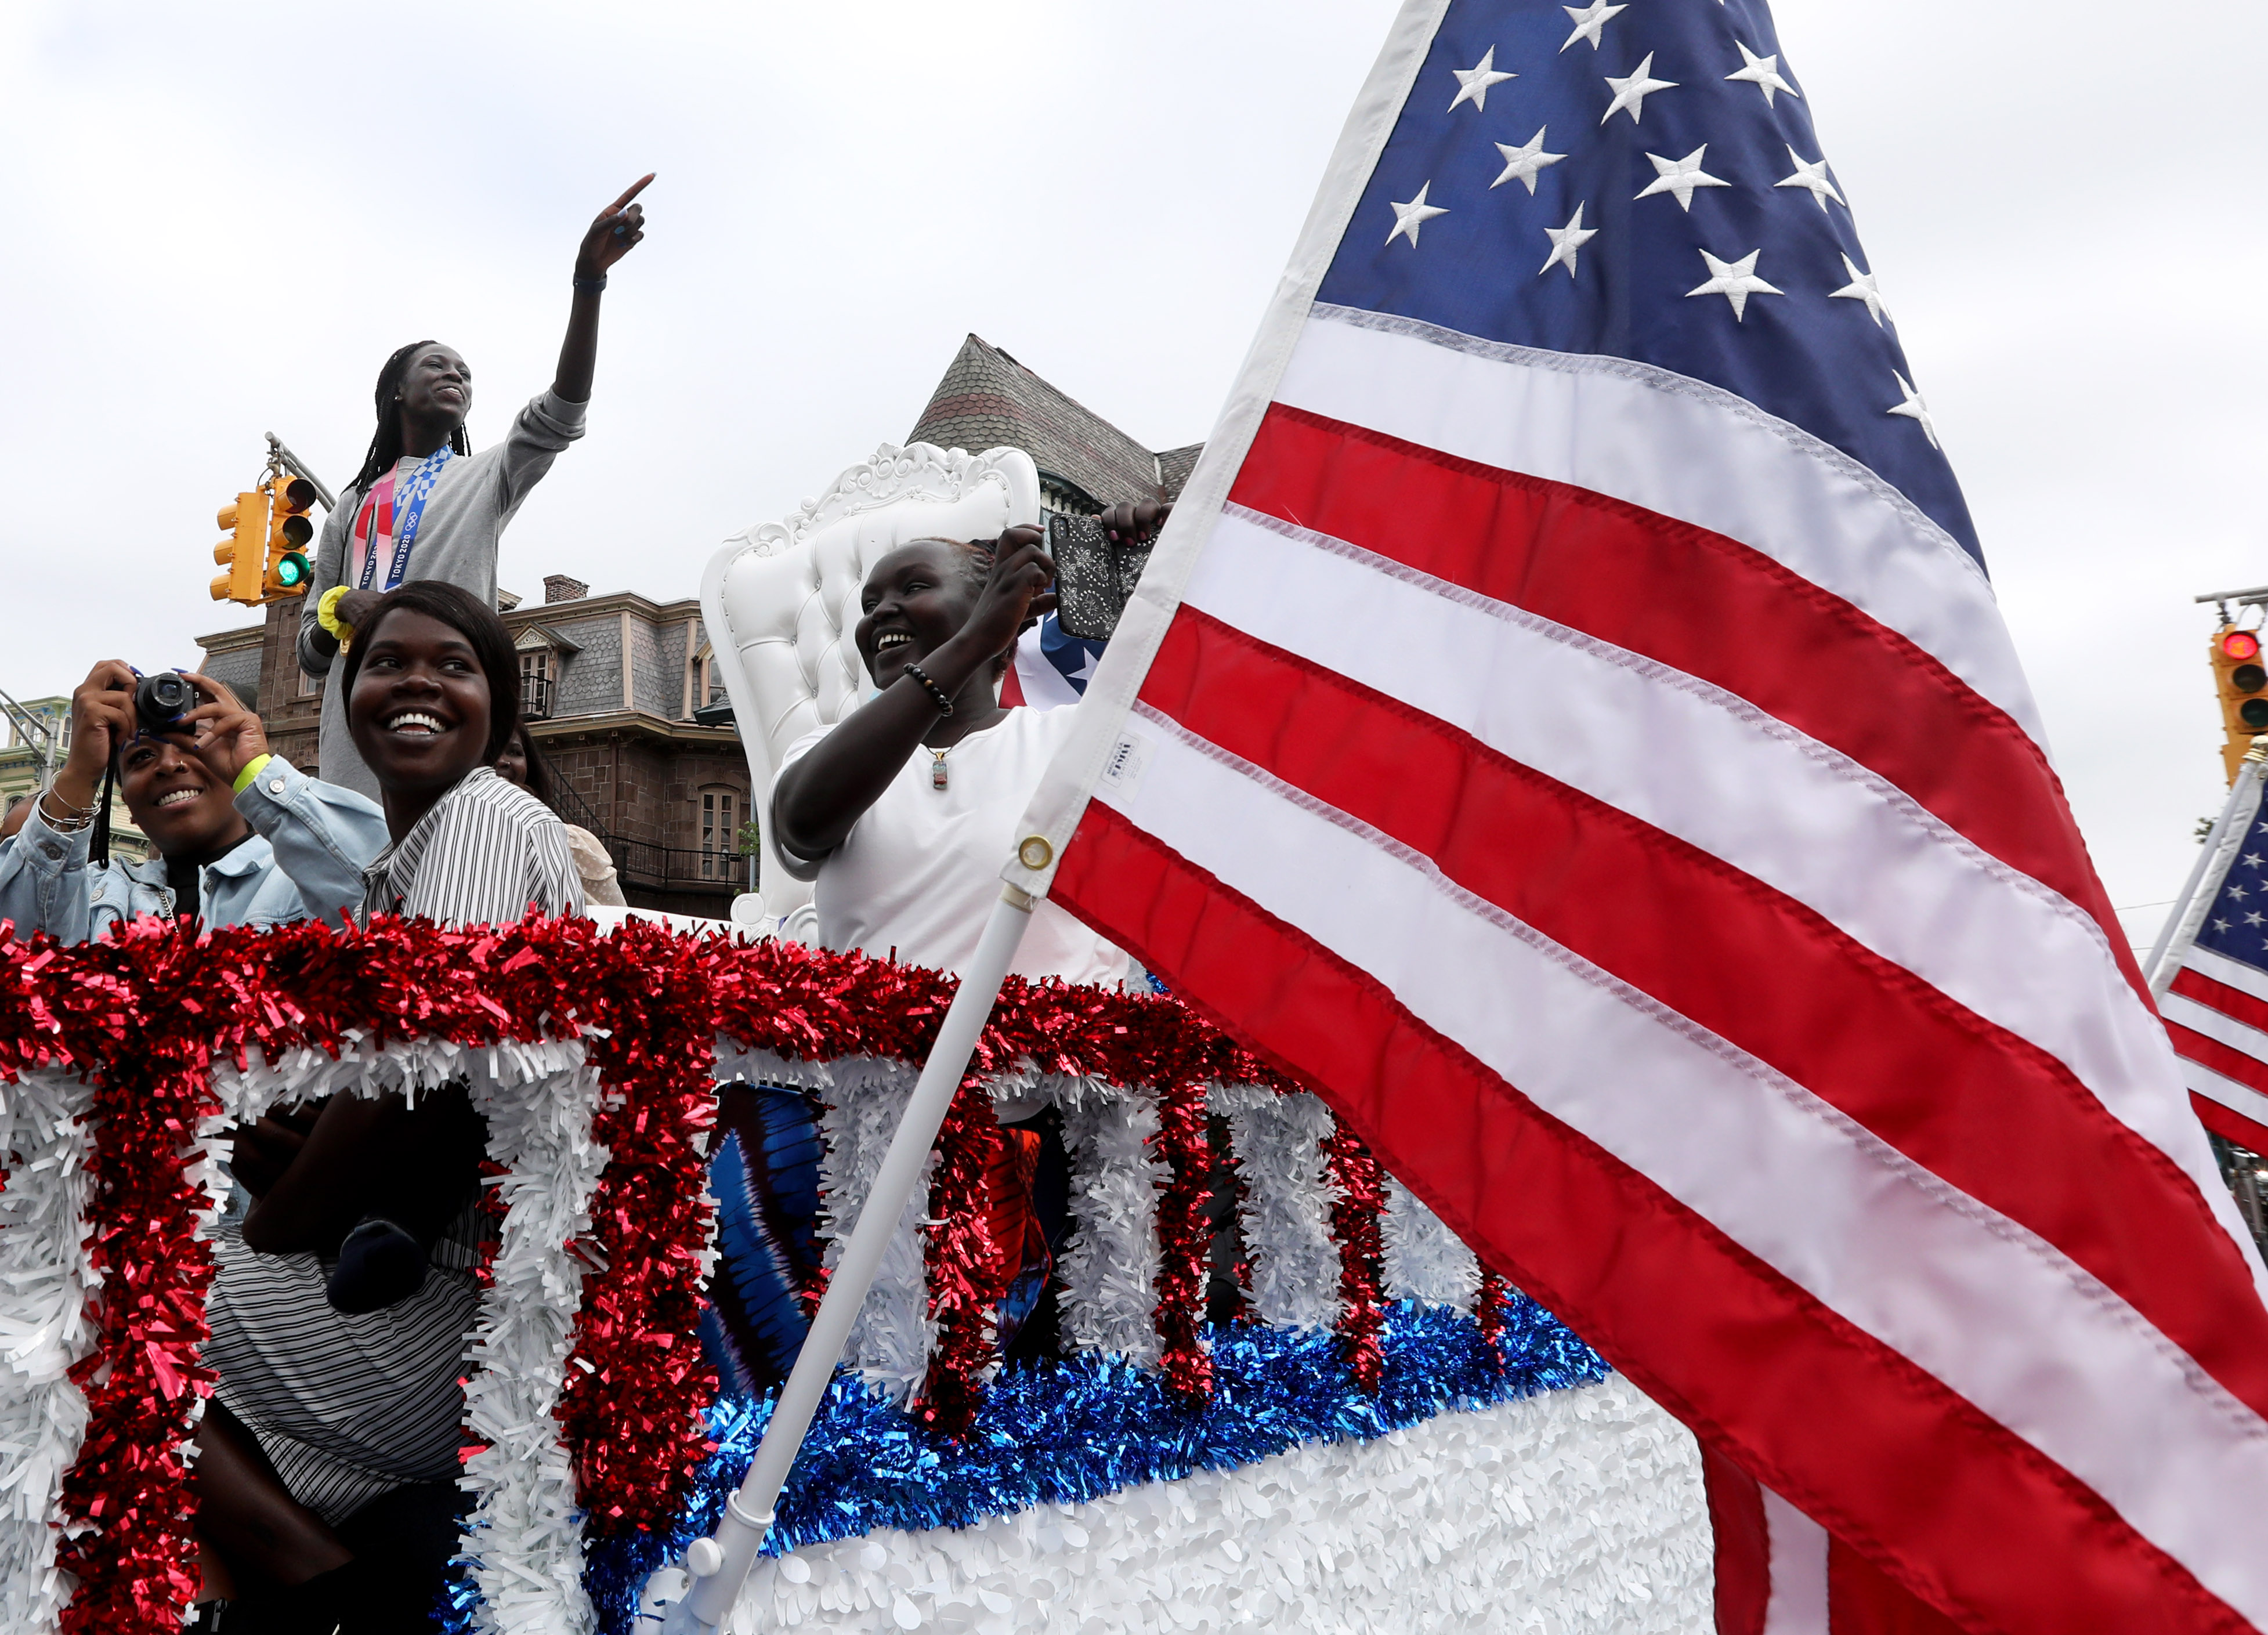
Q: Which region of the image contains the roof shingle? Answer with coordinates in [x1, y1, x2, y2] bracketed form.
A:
[907, 335, 1203, 511]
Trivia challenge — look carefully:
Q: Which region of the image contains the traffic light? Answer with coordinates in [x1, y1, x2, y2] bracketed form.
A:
[263, 474, 317, 600]
[209, 489, 269, 606]
[2212, 624, 2268, 785]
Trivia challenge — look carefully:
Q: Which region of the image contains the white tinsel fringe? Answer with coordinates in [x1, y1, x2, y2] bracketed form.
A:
[457, 1047, 607, 1635]
[217, 1036, 606, 1635]
[706, 1377, 1712, 1634]
[1058, 1092, 1164, 1362]
[1224, 1091, 1340, 1330]
[804, 1059, 934, 1403]
[0, 1068, 96, 1632]
[712, 1051, 1153, 1397]
[1382, 1178, 1482, 1308]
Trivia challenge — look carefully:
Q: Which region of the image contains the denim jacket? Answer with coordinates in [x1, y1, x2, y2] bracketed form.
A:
[0, 758, 386, 943]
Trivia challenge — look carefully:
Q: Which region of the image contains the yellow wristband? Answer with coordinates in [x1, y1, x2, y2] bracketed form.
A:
[317, 584, 355, 646]
[233, 753, 274, 795]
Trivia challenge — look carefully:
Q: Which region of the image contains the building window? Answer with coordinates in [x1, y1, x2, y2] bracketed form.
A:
[298, 665, 323, 698]
[700, 788, 739, 881]
[688, 649, 726, 718]
[519, 650, 554, 720]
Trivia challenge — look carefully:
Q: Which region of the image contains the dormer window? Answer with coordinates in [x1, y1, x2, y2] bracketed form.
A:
[513, 625, 581, 721]
[688, 642, 726, 718]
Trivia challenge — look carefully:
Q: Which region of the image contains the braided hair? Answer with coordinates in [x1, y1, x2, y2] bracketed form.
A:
[350, 340, 472, 495]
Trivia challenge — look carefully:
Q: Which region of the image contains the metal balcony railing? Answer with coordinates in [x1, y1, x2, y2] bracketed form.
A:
[522, 674, 555, 721]
[606, 838, 755, 892]
[536, 774, 754, 896]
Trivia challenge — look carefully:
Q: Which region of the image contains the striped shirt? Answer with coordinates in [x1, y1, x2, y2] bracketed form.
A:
[206, 1202, 487, 1524]
[362, 766, 584, 927]
[212, 769, 583, 1522]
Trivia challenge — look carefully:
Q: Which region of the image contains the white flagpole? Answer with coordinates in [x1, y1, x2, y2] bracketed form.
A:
[2146, 740, 2268, 996]
[665, 886, 1037, 1633]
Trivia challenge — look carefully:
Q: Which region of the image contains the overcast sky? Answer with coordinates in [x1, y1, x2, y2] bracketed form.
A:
[4, 0, 2263, 943]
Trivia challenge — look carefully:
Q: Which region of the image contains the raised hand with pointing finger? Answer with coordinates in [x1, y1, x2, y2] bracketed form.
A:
[557, 173, 654, 404]
[297, 172, 658, 800]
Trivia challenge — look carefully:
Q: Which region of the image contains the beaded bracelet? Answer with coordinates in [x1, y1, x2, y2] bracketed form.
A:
[902, 663, 954, 716]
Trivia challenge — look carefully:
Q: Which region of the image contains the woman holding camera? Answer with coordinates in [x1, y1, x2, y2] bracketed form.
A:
[0, 664, 396, 1627]
[0, 660, 384, 938]
[297, 174, 652, 800]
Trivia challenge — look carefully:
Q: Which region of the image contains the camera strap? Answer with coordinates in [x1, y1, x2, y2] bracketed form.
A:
[355, 444, 454, 592]
[89, 761, 114, 869]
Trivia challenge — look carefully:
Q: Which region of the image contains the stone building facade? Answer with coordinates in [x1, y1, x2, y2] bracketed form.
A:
[197, 575, 750, 919]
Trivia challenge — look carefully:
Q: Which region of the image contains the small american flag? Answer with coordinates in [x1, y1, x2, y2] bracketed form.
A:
[2157, 758, 2268, 1153]
[999, 615, 1106, 711]
[1001, 1, 2268, 1630]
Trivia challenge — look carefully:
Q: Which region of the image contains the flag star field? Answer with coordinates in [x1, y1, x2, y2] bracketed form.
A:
[1316, 0, 1980, 562]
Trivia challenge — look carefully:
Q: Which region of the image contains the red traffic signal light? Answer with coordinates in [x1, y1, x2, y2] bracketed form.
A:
[2211, 624, 2268, 785]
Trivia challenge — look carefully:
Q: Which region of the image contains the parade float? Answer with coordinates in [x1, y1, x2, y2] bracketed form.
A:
[0, 913, 1708, 1634]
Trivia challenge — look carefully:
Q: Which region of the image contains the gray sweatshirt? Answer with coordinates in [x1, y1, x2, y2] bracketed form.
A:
[298, 389, 587, 798]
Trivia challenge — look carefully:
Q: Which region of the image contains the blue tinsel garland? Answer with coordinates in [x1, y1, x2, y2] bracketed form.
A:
[511, 1293, 1603, 1635]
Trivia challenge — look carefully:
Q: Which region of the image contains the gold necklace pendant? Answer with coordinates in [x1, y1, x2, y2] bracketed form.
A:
[931, 748, 949, 791]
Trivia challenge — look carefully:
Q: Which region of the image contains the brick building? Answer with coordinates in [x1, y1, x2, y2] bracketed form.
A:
[197, 576, 750, 919]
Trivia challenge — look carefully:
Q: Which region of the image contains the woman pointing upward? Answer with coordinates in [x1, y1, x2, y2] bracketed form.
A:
[298, 175, 652, 798]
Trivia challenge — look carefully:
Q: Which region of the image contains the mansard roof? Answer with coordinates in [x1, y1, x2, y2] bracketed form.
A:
[907, 334, 1203, 511]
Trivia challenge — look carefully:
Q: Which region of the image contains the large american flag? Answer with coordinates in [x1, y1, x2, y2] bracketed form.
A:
[1001, 1, 2268, 1630]
[2157, 759, 2268, 1155]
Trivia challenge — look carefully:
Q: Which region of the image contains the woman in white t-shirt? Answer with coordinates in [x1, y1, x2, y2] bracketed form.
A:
[769, 523, 1127, 986]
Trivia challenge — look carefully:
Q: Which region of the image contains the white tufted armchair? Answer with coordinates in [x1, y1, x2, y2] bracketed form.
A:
[699, 442, 1043, 929]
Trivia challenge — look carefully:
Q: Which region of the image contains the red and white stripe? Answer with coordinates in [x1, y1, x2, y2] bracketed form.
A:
[2164, 947, 2268, 1155]
[1001, 15, 2268, 1626]
[1704, 1450, 1967, 1635]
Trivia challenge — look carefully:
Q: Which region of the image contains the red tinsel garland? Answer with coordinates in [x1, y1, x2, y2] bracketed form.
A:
[1320, 1114, 1387, 1395]
[1151, 1074, 1214, 1400]
[556, 917, 721, 1538]
[1476, 1267, 1513, 1370]
[0, 914, 724, 1629]
[54, 923, 219, 1635]
[709, 945, 1292, 1111]
[917, 1074, 1005, 1434]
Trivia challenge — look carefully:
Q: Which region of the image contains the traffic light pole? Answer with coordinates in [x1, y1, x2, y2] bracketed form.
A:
[264, 432, 335, 513]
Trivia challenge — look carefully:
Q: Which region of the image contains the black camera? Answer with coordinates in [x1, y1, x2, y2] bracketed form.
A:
[133, 672, 196, 736]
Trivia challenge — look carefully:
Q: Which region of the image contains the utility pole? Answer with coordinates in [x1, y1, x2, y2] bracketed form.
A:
[0, 687, 59, 788]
